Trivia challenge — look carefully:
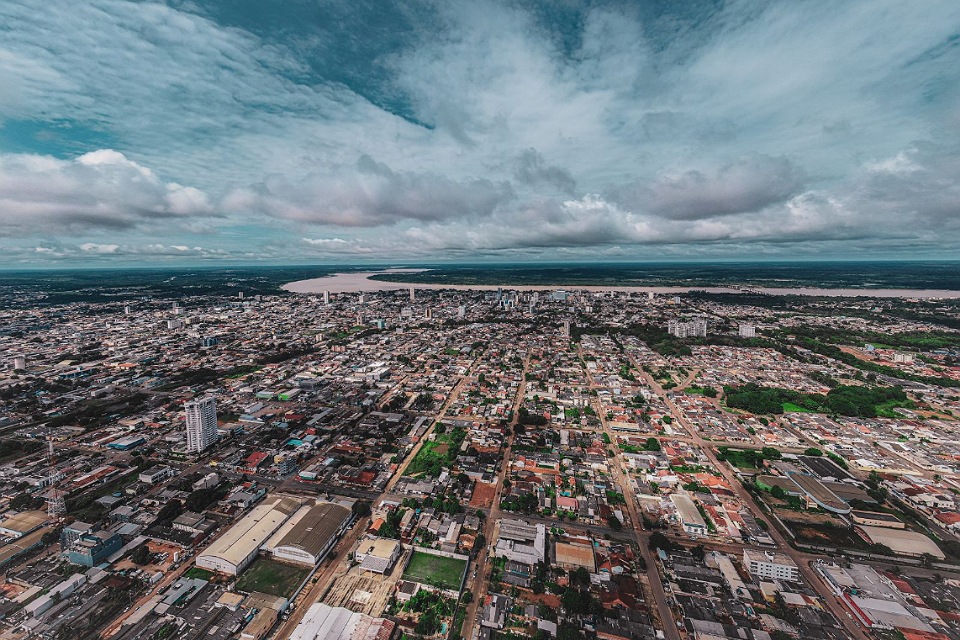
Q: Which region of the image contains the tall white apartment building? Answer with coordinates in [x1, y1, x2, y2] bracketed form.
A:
[667, 318, 708, 338]
[739, 324, 757, 338]
[185, 397, 218, 453]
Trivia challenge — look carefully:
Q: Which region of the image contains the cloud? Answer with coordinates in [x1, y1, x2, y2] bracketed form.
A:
[1, 0, 959, 262]
[513, 149, 576, 195]
[0, 149, 215, 235]
[625, 154, 806, 220]
[225, 155, 514, 227]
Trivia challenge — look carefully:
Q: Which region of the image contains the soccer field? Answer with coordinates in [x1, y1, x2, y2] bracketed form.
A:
[402, 551, 466, 591]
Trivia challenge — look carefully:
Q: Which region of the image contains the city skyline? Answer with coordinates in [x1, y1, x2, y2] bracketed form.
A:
[1, 1, 959, 266]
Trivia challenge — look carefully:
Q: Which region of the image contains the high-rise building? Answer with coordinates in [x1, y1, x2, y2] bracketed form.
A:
[738, 324, 757, 338]
[185, 397, 218, 453]
[667, 318, 707, 338]
[562, 320, 571, 337]
[12, 355, 26, 370]
[323, 291, 330, 304]
[409, 287, 416, 302]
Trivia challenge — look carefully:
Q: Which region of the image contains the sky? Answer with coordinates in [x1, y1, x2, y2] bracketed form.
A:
[1, 0, 959, 266]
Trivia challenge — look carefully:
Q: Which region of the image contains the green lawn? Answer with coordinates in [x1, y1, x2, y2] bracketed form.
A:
[402, 551, 466, 591]
[184, 567, 215, 580]
[235, 558, 310, 598]
[782, 402, 817, 413]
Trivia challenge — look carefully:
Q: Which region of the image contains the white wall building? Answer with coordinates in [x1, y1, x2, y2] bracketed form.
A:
[185, 396, 218, 453]
[743, 549, 800, 582]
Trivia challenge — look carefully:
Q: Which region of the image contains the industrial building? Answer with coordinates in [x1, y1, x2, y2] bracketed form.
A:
[289, 602, 395, 640]
[264, 501, 353, 566]
[196, 495, 303, 575]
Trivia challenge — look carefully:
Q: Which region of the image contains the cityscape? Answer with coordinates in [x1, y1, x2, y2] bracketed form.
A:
[2, 1, 960, 639]
[0, 274, 958, 640]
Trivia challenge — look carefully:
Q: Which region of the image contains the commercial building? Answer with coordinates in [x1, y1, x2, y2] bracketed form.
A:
[185, 396, 218, 453]
[195, 495, 303, 575]
[494, 519, 546, 565]
[671, 493, 708, 537]
[355, 538, 402, 574]
[742, 549, 800, 582]
[266, 501, 353, 566]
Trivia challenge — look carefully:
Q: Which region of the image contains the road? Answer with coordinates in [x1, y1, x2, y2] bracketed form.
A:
[634, 358, 872, 640]
[458, 352, 532, 639]
[581, 345, 682, 640]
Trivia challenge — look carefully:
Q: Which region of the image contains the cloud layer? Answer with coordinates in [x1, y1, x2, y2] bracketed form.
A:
[0, 0, 959, 263]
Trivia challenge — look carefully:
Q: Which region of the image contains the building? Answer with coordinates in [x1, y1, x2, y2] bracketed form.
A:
[267, 501, 353, 566]
[66, 530, 123, 567]
[355, 538, 402, 574]
[671, 493, 708, 537]
[289, 602, 395, 640]
[139, 465, 175, 485]
[11, 355, 26, 370]
[554, 542, 596, 572]
[738, 324, 756, 338]
[107, 434, 146, 451]
[61, 521, 96, 547]
[185, 396, 218, 453]
[494, 519, 546, 564]
[667, 318, 708, 338]
[743, 549, 800, 582]
[195, 494, 303, 575]
[855, 526, 944, 559]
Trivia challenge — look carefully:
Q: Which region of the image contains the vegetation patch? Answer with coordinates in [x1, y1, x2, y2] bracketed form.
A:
[405, 425, 467, 477]
[235, 557, 310, 598]
[724, 383, 913, 417]
[402, 550, 466, 591]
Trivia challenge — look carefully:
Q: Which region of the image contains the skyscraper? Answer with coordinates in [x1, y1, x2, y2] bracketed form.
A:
[185, 396, 218, 453]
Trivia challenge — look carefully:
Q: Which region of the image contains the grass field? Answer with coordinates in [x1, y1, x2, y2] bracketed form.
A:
[184, 567, 215, 580]
[235, 558, 310, 598]
[782, 402, 817, 413]
[402, 551, 466, 591]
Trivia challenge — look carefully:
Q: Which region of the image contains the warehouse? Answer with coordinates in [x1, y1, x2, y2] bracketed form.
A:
[267, 501, 353, 566]
[554, 542, 596, 572]
[196, 495, 303, 575]
[856, 526, 944, 559]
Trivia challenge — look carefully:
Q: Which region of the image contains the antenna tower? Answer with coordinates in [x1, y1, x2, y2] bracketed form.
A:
[46, 435, 66, 518]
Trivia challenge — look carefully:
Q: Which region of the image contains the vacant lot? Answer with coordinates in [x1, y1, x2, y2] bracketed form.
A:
[235, 558, 310, 598]
[402, 551, 466, 591]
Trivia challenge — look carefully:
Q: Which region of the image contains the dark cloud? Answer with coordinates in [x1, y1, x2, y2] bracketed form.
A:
[514, 149, 577, 195]
[614, 154, 806, 220]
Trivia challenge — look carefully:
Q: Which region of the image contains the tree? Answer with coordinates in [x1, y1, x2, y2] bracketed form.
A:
[691, 545, 706, 562]
[131, 543, 152, 565]
[804, 447, 823, 456]
[607, 514, 623, 530]
[644, 437, 661, 452]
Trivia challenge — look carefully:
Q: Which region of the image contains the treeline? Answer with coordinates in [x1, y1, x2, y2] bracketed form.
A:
[724, 383, 910, 417]
[794, 336, 960, 388]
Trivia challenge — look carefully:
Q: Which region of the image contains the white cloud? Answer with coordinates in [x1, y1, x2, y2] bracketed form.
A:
[0, 149, 215, 235]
